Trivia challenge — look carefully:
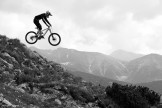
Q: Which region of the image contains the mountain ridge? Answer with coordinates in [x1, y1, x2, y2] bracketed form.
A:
[30, 47, 129, 81]
[110, 49, 144, 61]
[31, 47, 162, 85]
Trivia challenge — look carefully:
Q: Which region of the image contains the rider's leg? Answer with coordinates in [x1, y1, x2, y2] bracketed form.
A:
[34, 20, 44, 39]
[34, 20, 43, 36]
[37, 24, 44, 39]
[37, 24, 42, 35]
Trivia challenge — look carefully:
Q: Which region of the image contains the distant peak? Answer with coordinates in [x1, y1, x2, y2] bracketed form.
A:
[147, 53, 160, 56]
[112, 49, 138, 55]
[143, 53, 162, 58]
[110, 49, 144, 61]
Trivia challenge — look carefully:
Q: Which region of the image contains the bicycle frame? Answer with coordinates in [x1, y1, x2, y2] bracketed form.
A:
[39, 27, 52, 37]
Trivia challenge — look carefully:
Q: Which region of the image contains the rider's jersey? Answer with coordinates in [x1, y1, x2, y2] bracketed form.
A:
[35, 13, 47, 20]
[34, 13, 51, 26]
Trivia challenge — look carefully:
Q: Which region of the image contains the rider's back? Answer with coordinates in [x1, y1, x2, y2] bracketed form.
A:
[34, 13, 46, 20]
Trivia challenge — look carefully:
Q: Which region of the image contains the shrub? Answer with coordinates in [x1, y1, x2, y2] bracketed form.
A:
[62, 72, 72, 79]
[73, 76, 82, 84]
[38, 75, 51, 83]
[105, 83, 160, 108]
[68, 86, 96, 103]
[0, 72, 13, 83]
[8, 50, 24, 64]
[136, 86, 160, 106]
[14, 73, 38, 85]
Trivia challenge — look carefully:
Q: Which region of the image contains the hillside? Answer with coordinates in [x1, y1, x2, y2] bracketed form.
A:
[0, 35, 108, 108]
[0, 35, 160, 108]
[68, 71, 129, 86]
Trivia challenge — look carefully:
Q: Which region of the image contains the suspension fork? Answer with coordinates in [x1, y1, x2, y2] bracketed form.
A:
[49, 27, 55, 40]
[49, 27, 52, 34]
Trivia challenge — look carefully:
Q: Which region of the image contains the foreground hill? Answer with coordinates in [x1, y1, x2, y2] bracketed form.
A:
[30, 47, 129, 81]
[0, 35, 108, 108]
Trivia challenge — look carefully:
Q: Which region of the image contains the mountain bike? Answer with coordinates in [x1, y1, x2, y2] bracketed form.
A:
[25, 26, 61, 46]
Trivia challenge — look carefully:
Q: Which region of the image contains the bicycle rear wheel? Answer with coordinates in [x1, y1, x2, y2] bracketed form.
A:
[25, 31, 38, 44]
[48, 33, 61, 46]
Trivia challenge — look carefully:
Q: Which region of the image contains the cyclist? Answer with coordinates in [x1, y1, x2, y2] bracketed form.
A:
[33, 11, 52, 39]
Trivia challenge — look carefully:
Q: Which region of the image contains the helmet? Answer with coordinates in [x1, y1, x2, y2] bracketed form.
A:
[46, 11, 52, 16]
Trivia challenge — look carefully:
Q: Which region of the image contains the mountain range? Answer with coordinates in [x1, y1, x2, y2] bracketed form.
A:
[31, 47, 162, 84]
[30, 47, 129, 81]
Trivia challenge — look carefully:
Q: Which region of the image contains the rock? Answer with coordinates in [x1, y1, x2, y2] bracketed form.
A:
[55, 99, 62, 105]
[2, 52, 18, 64]
[61, 95, 67, 100]
[3, 71, 10, 74]
[16, 87, 25, 93]
[14, 69, 22, 74]
[0, 93, 17, 108]
[0, 58, 13, 69]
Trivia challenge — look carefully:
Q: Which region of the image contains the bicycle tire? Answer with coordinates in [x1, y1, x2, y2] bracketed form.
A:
[25, 31, 38, 44]
[48, 33, 61, 46]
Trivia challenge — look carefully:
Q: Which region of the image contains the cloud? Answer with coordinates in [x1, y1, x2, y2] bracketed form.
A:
[1, 0, 162, 55]
[109, 0, 162, 20]
[0, 11, 26, 38]
[144, 16, 162, 52]
[0, 0, 34, 14]
[108, 12, 162, 54]
[50, 17, 112, 54]
[74, 27, 112, 53]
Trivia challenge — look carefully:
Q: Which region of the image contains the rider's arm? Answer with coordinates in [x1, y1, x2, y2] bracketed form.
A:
[42, 19, 48, 26]
[43, 17, 51, 27]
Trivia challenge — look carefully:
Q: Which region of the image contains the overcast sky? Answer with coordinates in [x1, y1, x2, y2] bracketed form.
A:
[1, 0, 162, 55]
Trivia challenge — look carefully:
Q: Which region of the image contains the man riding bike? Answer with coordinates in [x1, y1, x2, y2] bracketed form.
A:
[33, 11, 52, 39]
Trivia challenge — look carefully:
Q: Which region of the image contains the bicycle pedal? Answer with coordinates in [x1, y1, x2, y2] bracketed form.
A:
[41, 36, 44, 39]
[38, 36, 44, 40]
[37, 37, 41, 40]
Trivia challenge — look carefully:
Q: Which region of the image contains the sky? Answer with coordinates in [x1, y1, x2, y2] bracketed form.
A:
[0, 0, 162, 55]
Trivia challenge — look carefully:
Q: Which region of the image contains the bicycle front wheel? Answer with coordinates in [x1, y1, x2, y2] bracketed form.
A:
[48, 33, 61, 46]
[25, 31, 38, 44]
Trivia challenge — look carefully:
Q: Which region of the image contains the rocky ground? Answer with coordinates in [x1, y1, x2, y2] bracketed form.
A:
[0, 35, 118, 108]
